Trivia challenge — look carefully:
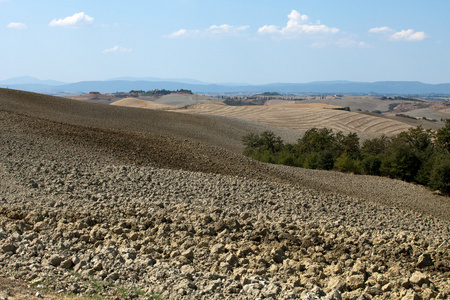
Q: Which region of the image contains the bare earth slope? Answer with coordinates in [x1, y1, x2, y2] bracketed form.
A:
[0, 88, 263, 153]
[1, 88, 449, 299]
[1, 89, 447, 220]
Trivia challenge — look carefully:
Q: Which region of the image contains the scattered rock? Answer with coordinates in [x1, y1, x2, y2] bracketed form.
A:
[401, 290, 422, 300]
[409, 271, 429, 286]
[48, 255, 63, 267]
[60, 259, 73, 269]
[1, 243, 16, 254]
[346, 274, 366, 291]
[417, 253, 433, 268]
[0, 104, 449, 299]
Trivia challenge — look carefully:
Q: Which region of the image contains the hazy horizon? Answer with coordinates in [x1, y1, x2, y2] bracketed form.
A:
[2, 75, 450, 86]
[1, 1, 449, 84]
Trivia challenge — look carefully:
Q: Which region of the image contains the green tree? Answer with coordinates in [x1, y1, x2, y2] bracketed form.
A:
[429, 154, 450, 194]
[335, 153, 361, 173]
[361, 156, 382, 175]
[436, 119, 450, 153]
[303, 153, 319, 169]
[242, 133, 261, 149]
[400, 126, 435, 184]
[317, 150, 335, 170]
[277, 144, 299, 166]
[361, 135, 390, 157]
[401, 126, 435, 156]
[360, 136, 389, 176]
[380, 136, 421, 181]
[241, 123, 450, 194]
[242, 131, 283, 162]
[296, 128, 338, 154]
[259, 131, 283, 152]
[337, 132, 361, 160]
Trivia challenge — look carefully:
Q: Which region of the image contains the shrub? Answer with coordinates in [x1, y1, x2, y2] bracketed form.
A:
[242, 133, 262, 149]
[361, 156, 382, 175]
[337, 132, 361, 160]
[436, 119, 450, 153]
[335, 153, 360, 173]
[296, 128, 338, 154]
[241, 124, 450, 194]
[429, 154, 450, 194]
[277, 146, 299, 166]
[362, 135, 390, 157]
[259, 131, 283, 152]
[317, 151, 335, 170]
[303, 153, 319, 169]
[380, 140, 421, 181]
[278, 153, 297, 166]
[242, 131, 283, 153]
[242, 131, 283, 163]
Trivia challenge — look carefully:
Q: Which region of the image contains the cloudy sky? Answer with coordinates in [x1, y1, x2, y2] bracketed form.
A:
[1, 0, 449, 84]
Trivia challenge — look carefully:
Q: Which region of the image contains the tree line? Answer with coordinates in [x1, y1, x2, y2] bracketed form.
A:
[129, 89, 193, 97]
[242, 120, 450, 194]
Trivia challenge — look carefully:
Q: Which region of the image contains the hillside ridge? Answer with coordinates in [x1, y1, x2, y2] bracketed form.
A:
[1, 87, 450, 299]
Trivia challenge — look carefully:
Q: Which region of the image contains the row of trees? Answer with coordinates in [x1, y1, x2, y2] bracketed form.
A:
[242, 120, 450, 194]
[138, 89, 193, 97]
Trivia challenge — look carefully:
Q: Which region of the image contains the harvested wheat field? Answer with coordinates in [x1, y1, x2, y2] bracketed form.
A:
[268, 96, 402, 113]
[264, 101, 342, 109]
[175, 103, 412, 135]
[1, 88, 449, 300]
[111, 98, 178, 110]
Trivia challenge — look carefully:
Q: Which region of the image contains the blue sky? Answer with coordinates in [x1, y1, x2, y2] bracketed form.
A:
[1, 0, 449, 84]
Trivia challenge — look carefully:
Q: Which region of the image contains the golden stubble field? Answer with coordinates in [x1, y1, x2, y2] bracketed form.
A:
[110, 98, 413, 135]
[173, 103, 412, 135]
[110, 97, 178, 109]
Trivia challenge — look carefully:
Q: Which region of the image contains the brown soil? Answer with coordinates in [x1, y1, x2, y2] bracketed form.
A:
[1, 88, 449, 299]
[1, 87, 449, 218]
[1, 89, 448, 221]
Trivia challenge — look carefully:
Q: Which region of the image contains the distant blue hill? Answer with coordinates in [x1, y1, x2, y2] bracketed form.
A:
[0, 76, 66, 86]
[1, 76, 449, 95]
[107, 76, 210, 85]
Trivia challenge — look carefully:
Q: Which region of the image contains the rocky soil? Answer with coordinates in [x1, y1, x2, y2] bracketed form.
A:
[1, 89, 450, 299]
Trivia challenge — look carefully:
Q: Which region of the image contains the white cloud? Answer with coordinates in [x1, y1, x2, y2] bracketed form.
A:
[207, 24, 249, 35]
[335, 38, 371, 48]
[167, 28, 196, 38]
[7, 22, 27, 29]
[369, 26, 428, 42]
[102, 46, 132, 53]
[166, 24, 249, 39]
[258, 25, 280, 35]
[389, 29, 428, 42]
[311, 38, 371, 49]
[49, 12, 94, 27]
[258, 10, 339, 38]
[368, 26, 393, 33]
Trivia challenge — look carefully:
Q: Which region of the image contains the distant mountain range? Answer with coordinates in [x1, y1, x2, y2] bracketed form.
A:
[1, 76, 450, 95]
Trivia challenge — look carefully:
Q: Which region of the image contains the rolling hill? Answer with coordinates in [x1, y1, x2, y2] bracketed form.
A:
[176, 103, 412, 135]
[1, 87, 449, 299]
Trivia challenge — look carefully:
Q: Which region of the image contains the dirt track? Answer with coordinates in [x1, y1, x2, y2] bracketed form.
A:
[1, 89, 449, 299]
